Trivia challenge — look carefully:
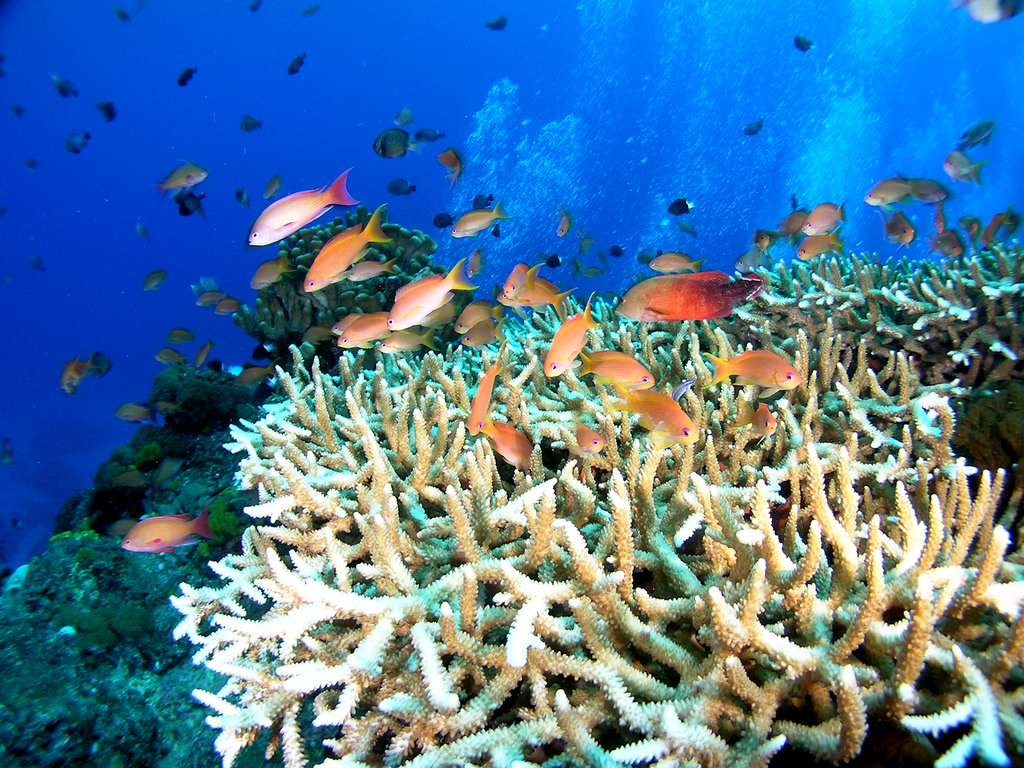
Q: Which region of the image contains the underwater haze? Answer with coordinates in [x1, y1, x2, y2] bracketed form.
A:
[0, 0, 1021, 569]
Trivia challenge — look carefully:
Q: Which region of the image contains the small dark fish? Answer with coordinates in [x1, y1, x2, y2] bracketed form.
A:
[288, 52, 306, 75]
[302, 4, 321, 15]
[386, 178, 416, 195]
[240, 115, 262, 132]
[29, 254, 45, 272]
[545, 253, 561, 268]
[64, 131, 90, 154]
[252, 343, 270, 361]
[676, 221, 697, 236]
[433, 213, 454, 228]
[485, 15, 507, 30]
[637, 248, 657, 265]
[249, 0, 261, 9]
[473, 193, 495, 209]
[744, 118, 764, 136]
[114, 6, 131, 21]
[11, 104, 23, 117]
[97, 101, 116, 121]
[0, 206, 6, 216]
[173, 188, 206, 217]
[957, 120, 997, 151]
[492, 224, 502, 238]
[608, 245, 624, 258]
[51, 75, 77, 97]
[794, 35, 813, 51]
[178, 67, 197, 86]
[235, 188, 250, 207]
[414, 128, 445, 141]
[373, 128, 415, 158]
[24, 158, 37, 169]
[667, 198, 692, 215]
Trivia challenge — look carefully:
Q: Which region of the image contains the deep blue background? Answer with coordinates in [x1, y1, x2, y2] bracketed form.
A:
[0, 0, 1020, 567]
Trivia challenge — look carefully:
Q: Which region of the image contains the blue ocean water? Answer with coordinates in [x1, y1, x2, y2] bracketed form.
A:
[0, 0, 1020, 569]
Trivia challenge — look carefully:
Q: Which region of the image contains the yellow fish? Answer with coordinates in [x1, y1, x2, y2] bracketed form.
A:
[451, 200, 509, 238]
[735, 400, 777, 438]
[304, 206, 389, 292]
[479, 419, 532, 471]
[544, 293, 598, 377]
[578, 350, 654, 391]
[705, 350, 801, 397]
[615, 389, 698, 450]
[387, 258, 477, 331]
[469, 342, 506, 435]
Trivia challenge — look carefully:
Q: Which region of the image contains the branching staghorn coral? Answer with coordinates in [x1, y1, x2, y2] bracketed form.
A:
[173, 300, 1024, 768]
[747, 243, 1024, 389]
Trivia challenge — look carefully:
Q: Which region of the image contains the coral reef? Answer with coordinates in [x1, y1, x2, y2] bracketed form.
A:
[173, 279, 1024, 768]
[749, 243, 1024, 390]
[233, 206, 439, 371]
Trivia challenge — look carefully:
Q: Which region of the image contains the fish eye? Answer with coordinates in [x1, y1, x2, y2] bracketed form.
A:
[642, 376, 651, 383]
[592, 439, 600, 446]
[682, 429, 691, 437]
[785, 372, 794, 380]
[307, 280, 315, 288]
[251, 232, 259, 240]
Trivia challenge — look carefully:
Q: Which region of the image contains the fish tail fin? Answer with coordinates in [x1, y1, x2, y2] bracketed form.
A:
[408, 141, 422, 154]
[583, 291, 599, 328]
[703, 353, 730, 386]
[578, 351, 593, 376]
[326, 168, 359, 206]
[494, 318, 507, 344]
[193, 506, 214, 540]
[831, 230, 846, 255]
[363, 205, 391, 244]
[553, 289, 575, 322]
[971, 161, 985, 185]
[735, 399, 755, 427]
[382, 257, 399, 273]
[692, 257, 707, 271]
[493, 200, 511, 220]
[446, 258, 478, 292]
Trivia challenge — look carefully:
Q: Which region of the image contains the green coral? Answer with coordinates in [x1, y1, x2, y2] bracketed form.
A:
[197, 488, 248, 557]
[133, 441, 162, 469]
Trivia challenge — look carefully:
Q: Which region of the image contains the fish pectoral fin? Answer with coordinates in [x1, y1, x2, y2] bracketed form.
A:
[759, 386, 780, 398]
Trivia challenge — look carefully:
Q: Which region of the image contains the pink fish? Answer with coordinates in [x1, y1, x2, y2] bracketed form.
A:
[121, 507, 212, 553]
[248, 169, 359, 246]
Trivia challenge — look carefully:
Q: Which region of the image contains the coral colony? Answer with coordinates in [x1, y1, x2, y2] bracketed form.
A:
[171, 211, 1024, 768]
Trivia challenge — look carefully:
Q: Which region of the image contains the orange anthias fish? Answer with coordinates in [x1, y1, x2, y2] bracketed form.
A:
[248, 169, 359, 246]
[156, 162, 207, 196]
[545, 293, 599, 377]
[617, 272, 764, 322]
[864, 178, 911, 208]
[578, 350, 654, 391]
[929, 230, 965, 258]
[437, 148, 463, 188]
[982, 212, 1005, 248]
[556, 209, 573, 237]
[335, 312, 391, 348]
[388, 258, 477, 331]
[797, 231, 844, 260]
[455, 300, 504, 334]
[879, 211, 915, 249]
[705, 350, 802, 397]
[574, 422, 605, 456]
[801, 202, 845, 236]
[121, 506, 213, 553]
[735, 400, 777, 438]
[61, 351, 111, 394]
[451, 200, 509, 238]
[648, 252, 706, 274]
[615, 389, 698, 451]
[469, 342, 506, 435]
[479, 419, 532, 471]
[943, 150, 985, 185]
[304, 205, 390, 292]
[251, 253, 293, 289]
[114, 401, 158, 423]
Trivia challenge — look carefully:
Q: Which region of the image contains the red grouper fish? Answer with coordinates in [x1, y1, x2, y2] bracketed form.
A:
[248, 169, 359, 246]
[616, 271, 764, 322]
